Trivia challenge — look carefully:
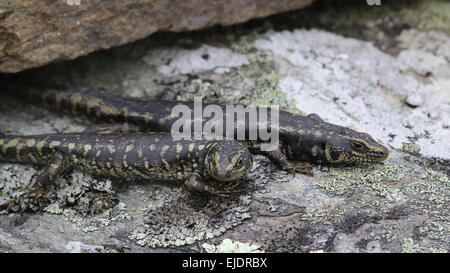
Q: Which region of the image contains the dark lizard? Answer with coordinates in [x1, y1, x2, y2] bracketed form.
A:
[0, 132, 253, 211]
[0, 80, 389, 174]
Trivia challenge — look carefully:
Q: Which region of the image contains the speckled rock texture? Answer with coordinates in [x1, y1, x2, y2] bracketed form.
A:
[0, 0, 313, 73]
[0, 0, 449, 253]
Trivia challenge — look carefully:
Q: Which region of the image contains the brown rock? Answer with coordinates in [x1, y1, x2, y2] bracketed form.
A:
[0, 0, 312, 73]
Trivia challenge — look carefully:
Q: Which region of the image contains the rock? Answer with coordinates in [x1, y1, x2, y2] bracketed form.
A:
[404, 92, 425, 108]
[0, 0, 313, 73]
[0, 0, 449, 253]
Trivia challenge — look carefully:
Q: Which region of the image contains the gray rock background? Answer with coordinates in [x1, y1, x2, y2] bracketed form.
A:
[0, 0, 449, 253]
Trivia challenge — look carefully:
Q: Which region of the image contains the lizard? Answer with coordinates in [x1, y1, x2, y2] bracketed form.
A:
[0, 132, 253, 211]
[0, 80, 389, 174]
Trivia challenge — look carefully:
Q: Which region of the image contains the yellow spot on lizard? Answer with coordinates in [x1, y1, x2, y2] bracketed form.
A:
[83, 144, 92, 156]
[176, 143, 183, 153]
[125, 144, 134, 153]
[68, 143, 75, 152]
[49, 140, 61, 149]
[188, 143, 195, 152]
[161, 145, 169, 156]
[26, 139, 36, 147]
[36, 140, 46, 154]
[2, 138, 19, 154]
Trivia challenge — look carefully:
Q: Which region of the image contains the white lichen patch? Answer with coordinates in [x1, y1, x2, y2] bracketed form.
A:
[202, 238, 264, 253]
[254, 29, 450, 159]
[142, 45, 249, 75]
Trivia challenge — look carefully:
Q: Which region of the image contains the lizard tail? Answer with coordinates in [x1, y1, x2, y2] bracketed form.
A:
[0, 79, 122, 119]
[0, 79, 67, 106]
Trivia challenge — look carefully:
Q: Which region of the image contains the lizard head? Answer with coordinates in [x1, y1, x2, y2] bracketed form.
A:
[205, 141, 253, 181]
[321, 130, 389, 164]
[284, 113, 389, 164]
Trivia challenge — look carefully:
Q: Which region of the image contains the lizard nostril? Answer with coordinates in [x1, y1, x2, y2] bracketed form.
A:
[215, 170, 228, 180]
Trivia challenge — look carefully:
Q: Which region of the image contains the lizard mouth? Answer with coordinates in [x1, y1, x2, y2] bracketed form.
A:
[351, 150, 389, 162]
[213, 170, 232, 181]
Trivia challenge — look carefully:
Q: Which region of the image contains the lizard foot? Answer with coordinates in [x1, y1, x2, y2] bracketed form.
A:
[282, 162, 313, 176]
[213, 180, 245, 198]
[184, 175, 244, 198]
[0, 186, 50, 212]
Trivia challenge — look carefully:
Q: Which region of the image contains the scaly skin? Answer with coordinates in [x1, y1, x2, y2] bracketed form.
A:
[0, 80, 389, 174]
[0, 132, 253, 211]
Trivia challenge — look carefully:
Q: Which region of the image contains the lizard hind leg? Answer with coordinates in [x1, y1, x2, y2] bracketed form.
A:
[1, 153, 71, 212]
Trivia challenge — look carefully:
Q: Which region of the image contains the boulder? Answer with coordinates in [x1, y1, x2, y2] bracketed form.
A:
[0, 0, 313, 73]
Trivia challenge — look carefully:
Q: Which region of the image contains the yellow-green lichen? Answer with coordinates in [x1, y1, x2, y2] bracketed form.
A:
[400, 0, 450, 32]
[231, 39, 257, 55]
[44, 202, 65, 215]
[202, 238, 264, 253]
[251, 70, 302, 114]
[403, 179, 448, 206]
[428, 248, 448, 253]
[418, 222, 450, 243]
[402, 238, 423, 253]
[313, 0, 450, 34]
[402, 142, 421, 154]
[300, 207, 346, 225]
[316, 162, 411, 197]
[427, 173, 450, 187]
[229, 55, 304, 114]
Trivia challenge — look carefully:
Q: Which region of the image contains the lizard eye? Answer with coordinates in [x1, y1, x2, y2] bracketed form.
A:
[352, 141, 365, 151]
[236, 158, 243, 167]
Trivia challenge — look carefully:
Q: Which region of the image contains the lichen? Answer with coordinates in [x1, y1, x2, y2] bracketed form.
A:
[316, 162, 411, 197]
[311, 0, 450, 34]
[402, 143, 421, 154]
[202, 238, 264, 253]
[128, 188, 253, 248]
[400, 0, 450, 32]
[427, 173, 450, 187]
[236, 59, 303, 114]
[402, 238, 423, 253]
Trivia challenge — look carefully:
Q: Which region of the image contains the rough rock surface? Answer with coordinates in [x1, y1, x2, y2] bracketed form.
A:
[0, 0, 449, 253]
[0, 0, 312, 73]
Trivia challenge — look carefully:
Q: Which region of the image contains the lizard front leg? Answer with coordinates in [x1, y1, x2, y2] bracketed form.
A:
[1, 153, 71, 212]
[262, 146, 313, 175]
[183, 174, 243, 197]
